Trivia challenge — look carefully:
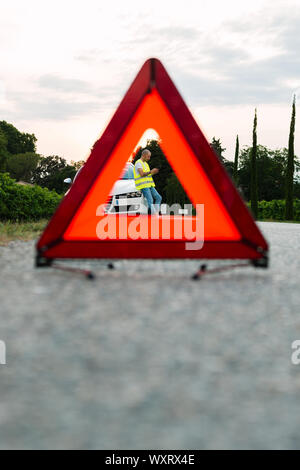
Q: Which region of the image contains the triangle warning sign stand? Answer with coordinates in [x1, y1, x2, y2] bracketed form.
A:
[36, 58, 268, 269]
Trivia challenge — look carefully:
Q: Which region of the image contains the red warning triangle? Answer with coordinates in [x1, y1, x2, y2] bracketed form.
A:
[37, 59, 268, 263]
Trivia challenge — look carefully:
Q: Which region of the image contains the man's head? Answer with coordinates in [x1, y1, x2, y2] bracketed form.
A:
[141, 149, 151, 161]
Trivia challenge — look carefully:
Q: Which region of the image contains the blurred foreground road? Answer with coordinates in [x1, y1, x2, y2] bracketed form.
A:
[0, 222, 300, 450]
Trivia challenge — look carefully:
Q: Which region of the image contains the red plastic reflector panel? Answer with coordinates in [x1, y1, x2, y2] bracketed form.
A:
[64, 89, 240, 242]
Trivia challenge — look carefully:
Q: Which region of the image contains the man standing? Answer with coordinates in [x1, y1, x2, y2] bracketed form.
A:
[133, 149, 162, 214]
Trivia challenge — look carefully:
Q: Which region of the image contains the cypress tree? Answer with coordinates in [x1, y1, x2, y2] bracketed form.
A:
[250, 109, 258, 219]
[233, 135, 239, 184]
[285, 95, 296, 220]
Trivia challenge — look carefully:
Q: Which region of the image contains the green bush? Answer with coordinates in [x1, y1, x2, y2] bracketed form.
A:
[251, 199, 300, 221]
[0, 172, 62, 221]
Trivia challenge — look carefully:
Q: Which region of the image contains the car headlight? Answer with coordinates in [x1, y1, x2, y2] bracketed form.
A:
[127, 191, 142, 198]
[116, 192, 142, 199]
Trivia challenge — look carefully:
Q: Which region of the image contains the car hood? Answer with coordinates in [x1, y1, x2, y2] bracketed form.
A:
[110, 179, 136, 196]
[65, 178, 137, 197]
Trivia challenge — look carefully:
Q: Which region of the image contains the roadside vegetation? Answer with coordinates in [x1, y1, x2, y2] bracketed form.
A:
[0, 220, 48, 245]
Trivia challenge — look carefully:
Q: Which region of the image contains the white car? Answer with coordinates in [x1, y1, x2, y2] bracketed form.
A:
[64, 162, 148, 215]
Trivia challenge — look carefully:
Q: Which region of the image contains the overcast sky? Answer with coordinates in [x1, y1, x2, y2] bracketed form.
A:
[1, 0, 299, 162]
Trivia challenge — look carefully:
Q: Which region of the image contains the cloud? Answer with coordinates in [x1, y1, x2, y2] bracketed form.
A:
[3, 87, 118, 120]
[170, 9, 300, 106]
[204, 45, 250, 65]
[174, 69, 290, 107]
[124, 25, 199, 44]
[38, 75, 90, 93]
[3, 4, 300, 124]
[74, 49, 111, 64]
[73, 9, 300, 107]
[38, 74, 119, 101]
[155, 26, 199, 40]
[3, 99, 99, 120]
[0, 74, 120, 120]
[173, 51, 298, 107]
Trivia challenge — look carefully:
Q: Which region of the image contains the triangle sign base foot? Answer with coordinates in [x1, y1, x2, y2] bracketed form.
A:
[251, 256, 268, 268]
[36, 255, 53, 268]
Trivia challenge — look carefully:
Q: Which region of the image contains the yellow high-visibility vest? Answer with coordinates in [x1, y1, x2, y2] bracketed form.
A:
[133, 159, 155, 190]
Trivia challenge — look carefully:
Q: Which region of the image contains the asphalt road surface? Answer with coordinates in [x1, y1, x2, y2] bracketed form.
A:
[0, 222, 300, 450]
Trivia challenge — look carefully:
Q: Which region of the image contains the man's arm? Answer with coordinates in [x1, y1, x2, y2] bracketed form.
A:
[138, 168, 159, 177]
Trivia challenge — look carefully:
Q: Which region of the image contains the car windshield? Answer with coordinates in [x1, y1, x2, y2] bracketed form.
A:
[122, 164, 134, 180]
